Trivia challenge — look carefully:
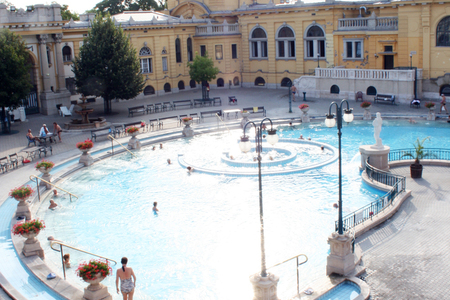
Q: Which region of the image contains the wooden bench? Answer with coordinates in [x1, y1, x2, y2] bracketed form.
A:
[173, 100, 193, 110]
[149, 119, 162, 130]
[38, 146, 53, 158]
[163, 102, 173, 111]
[243, 106, 266, 117]
[194, 99, 214, 108]
[374, 94, 395, 105]
[200, 110, 222, 122]
[91, 128, 113, 142]
[213, 97, 222, 106]
[228, 96, 238, 105]
[128, 105, 146, 117]
[146, 104, 154, 114]
[159, 116, 180, 128]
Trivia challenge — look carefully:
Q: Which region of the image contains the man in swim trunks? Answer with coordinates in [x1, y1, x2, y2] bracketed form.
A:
[116, 257, 136, 300]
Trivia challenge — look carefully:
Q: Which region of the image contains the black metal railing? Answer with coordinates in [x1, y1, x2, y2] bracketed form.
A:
[336, 160, 406, 232]
[389, 148, 450, 162]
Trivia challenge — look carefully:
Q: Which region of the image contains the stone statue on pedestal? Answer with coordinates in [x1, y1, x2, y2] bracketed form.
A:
[372, 112, 383, 149]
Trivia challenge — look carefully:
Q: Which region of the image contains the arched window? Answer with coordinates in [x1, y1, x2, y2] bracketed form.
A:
[276, 26, 295, 59]
[175, 38, 182, 63]
[437, 16, 450, 47]
[304, 25, 325, 59]
[217, 78, 224, 87]
[367, 86, 377, 96]
[187, 37, 193, 62]
[249, 27, 268, 59]
[190, 80, 196, 88]
[281, 77, 292, 87]
[233, 76, 240, 86]
[139, 46, 152, 74]
[144, 85, 155, 95]
[164, 83, 171, 92]
[440, 84, 450, 95]
[178, 81, 185, 90]
[255, 77, 265, 86]
[330, 85, 340, 94]
[62, 46, 72, 62]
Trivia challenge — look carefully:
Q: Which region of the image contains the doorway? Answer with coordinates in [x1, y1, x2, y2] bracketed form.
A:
[384, 55, 394, 70]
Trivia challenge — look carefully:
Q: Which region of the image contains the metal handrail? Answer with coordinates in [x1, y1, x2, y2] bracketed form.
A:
[50, 240, 117, 280]
[389, 148, 450, 162]
[267, 254, 308, 297]
[215, 113, 231, 132]
[107, 134, 137, 158]
[29, 175, 78, 202]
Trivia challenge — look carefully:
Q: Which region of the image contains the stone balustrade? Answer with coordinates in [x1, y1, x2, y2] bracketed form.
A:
[315, 68, 415, 81]
[195, 21, 240, 36]
[338, 14, 398, 31]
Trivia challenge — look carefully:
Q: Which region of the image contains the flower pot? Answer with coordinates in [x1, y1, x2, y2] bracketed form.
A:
[363, 105, 371, 111]
[410, 163, 423, 178]
[242, 112, 250, 118]
[130, 131, 139, 137]
[79, 148, 94, 166]
[428, 106, 435, 111]
[82, 273, 112, 300]
[182, 120, 193, 127]
[84, 274, 106, 291]
[21, 231, 39, 243]
[301, 107, 309, 113]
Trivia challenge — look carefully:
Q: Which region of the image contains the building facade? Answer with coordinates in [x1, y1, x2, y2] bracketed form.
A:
[2, 0, 450, 114]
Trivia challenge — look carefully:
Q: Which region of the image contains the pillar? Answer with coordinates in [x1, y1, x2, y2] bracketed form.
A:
[53, 33, 67, 91]
[37, 34, 51, 93]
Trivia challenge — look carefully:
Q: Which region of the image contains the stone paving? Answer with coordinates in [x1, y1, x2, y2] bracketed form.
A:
[357, 165, 450, 300]
[0, 87, 449, 299]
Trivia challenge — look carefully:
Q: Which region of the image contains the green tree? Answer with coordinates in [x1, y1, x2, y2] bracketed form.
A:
[187, 52, 219, 100]
[72, 15, 145, 114]
[60, 4, 80, 20]
[0, 30, 32, 133]
[94, 0, 163, 16]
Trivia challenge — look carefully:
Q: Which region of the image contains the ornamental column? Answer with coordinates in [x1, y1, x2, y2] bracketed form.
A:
[37, 34, 51, 93]
[53, 33, 67, 91]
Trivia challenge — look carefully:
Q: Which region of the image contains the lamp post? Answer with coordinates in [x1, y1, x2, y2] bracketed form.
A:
[409, 53, 412, 69]
[287, 81, 292, 113]
[317, 51, 320, 69]
[324, 100, 354, 234]
[240, 119, 278, 284]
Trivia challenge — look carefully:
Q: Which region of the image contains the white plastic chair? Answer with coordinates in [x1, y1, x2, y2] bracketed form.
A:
[60, 106, 72, 117]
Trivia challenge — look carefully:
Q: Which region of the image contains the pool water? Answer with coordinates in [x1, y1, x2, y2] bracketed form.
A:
[317, 281, 360, 300]
[36, 120, 449, 300]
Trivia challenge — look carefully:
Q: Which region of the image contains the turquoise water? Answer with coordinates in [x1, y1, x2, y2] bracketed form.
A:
[317, 281, 360, 300]
[35, 120, 449, 300]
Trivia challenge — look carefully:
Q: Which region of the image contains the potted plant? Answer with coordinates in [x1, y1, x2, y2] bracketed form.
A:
[361, 101, 372, 110]
[401, 137, 434, 178]
[77, 259, 112, 288]
[425, 102, 435, 110]
[126, 126, 140, 136]
[12, 219, 45, 238]
[181, 117, 193, 126]
[299, 104, 309, 113]
[77, 139, 94, 166]
[35, 160, 54, 170]
[9, 185, 33, 201]
[76, 139, 94, 151]
[241, 110, 250, 117]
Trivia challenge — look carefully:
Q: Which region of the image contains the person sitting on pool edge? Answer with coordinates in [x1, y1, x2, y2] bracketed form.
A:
[187, 166, 194, 173]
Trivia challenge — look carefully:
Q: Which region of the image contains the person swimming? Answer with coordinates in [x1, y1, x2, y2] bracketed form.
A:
[152, 202, 159, 212]
[49, 199, 57, 209]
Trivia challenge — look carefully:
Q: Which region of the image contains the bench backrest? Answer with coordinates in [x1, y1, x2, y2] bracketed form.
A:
[159, 116, 178, 121]
[129, 105, 145, 110]
[174, 100, 191, 103]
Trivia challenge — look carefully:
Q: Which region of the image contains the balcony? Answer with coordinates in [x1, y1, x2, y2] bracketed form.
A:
[338, 14, 398, 31]
[315, 68, 415, 81]
[195, 20, 240, 36]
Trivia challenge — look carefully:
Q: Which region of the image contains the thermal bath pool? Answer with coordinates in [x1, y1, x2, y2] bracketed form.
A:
[35, 120, 450, 300]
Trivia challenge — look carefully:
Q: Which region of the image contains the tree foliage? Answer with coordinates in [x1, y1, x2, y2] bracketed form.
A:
[94, 0, 163, 16]
[0, 29, 32, 132]
[60, 4, 80, 20]
[187, 52, 219, 85]
[72, 15, 145, 114]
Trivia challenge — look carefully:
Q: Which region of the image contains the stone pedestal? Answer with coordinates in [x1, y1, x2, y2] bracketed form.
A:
[79, 149, 94, 166]
[427, 109, 435, 121]
[241, 113, 250, 128]
[39, 168, 52, 189]
[249, 272, 280, 300]
[359, 145, 390, 171]
[15, 200, 32, 220]
[182, 126, 194, 137]
[326, 232, 357, 276]
[301, 108, 310, 123]
[128, 135, 141, 150]
[22, 233, 44, 258]
[83, 283, 112, 300]
[363, 109, 372, 120]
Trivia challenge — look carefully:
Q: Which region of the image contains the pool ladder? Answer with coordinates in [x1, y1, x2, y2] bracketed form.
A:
[108, 135, 137, 157]
[29, 175, 78, 202]
[267, 253, 308, 297]
[50, 240, 117, 280]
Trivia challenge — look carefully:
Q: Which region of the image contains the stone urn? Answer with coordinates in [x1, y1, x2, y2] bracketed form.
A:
[38, 167, 52, 189]
[83, 274, 112, 300]
[300, 106, 310, 123]
[21, 231, 44, 258]
[79, 148, 94, 166]
[300, 107, 310, 114]
[241, 112, 250, 128]
[128, 131, 141, 150]
[363, 105, 372, 120]
[14, 197, 32, 220]
[427, 106, 436, 121]
[182, 119, 194, 137]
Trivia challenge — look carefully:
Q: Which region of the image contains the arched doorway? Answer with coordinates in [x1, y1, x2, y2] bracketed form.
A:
[281, 77, 292, 87]
[144, 85, 155, 95]
[255, 77, 265, 86]
[233, 76, 240, 86]
[217, 78, 224, 87]
[178, 81, 185, 90]
[164, 83, 171, 93]
[190, 80, 196, 88]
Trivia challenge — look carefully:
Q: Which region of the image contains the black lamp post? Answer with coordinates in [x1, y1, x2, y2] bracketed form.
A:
[317, 51, 320, 69]
[324, 100, 354, 234]
[240, 119, 279, 277]
[287, 81, 292, 113]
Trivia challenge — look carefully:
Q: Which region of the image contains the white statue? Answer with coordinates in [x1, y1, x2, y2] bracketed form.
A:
[372, 112, 383, 148]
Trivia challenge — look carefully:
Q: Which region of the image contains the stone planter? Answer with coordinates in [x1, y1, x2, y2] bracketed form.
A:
[427, 108, 436, 121]
[363, 106, 372, 120]
[300, 107, 310, 123]
[79, 148, 94, 166]
[182, 120, 194, 137]
[363, 105, 371, 110]
[128, 132, 141, 150]
[241, 112, 250, 128]
[250, 272, 280, 300]
[83, 274, 112, 300]
[21, 230, 44, 258]
[38, 167, 52, 189]
[300, 107, 310, 114]
[14, 197, 32, 220]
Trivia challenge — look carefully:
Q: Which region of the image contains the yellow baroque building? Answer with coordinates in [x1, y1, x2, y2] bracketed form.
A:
[2, 0, 450, 114]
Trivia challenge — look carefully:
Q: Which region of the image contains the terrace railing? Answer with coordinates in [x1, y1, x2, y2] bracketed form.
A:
[336, 159, 406, 232]
[388, 148, 450, 162]
[338, 16, 398, 31]
[195, 21, 240, 36]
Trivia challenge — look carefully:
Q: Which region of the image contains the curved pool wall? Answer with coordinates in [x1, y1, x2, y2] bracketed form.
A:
[317, 280, 361, 300]
[3, 119, 450, 300]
